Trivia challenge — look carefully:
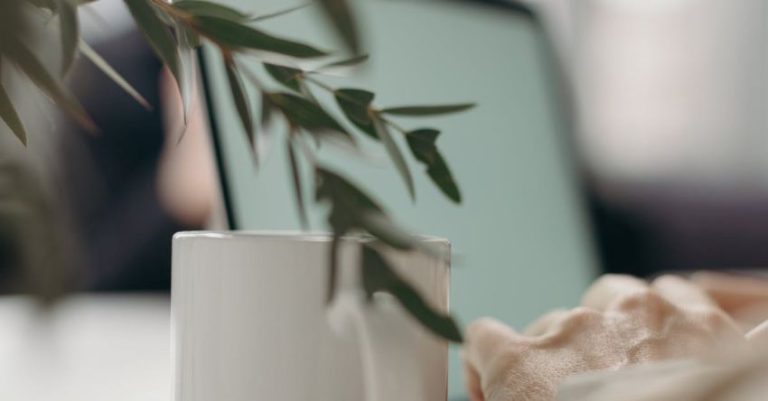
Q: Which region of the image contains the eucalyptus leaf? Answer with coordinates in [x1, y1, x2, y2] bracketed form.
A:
[195, 16, 327, 58]
[260, 92, 274, 129]
[326, 233, 341, 303]
[315, 167, 383, 214]
[177, 21, 201, 49]
[79, 40, 151, 110]
[361, 245, 463, 343]
[264, 63, 302, 92]
[173, 0, 249, 21]
[334, 88, 372, 124]
[297, 80, 317, 104]
[405, 128, 439, 164]
[372, 115, 414, 200]
[0, 82, 27, 146]
[58, 0, 79, 75]
[224, 59, 255, 151]
[315, 168, 422, 253]
[381, 103, 476, 116]
[335, 88, 377, 139]
[319, 54, 369, 71]
[251, 2, 311, 22]
[5, 39, 96, 132]
[405, 128, 461, 203]
[286, 137, 308, 229]
[176, 29, 197, 119]
[125, 0, 183, 111]
[357, 211, 413, 251]
[270, 92, 353, 143]
[426, 151, 461, 203]
[318, 0, 360, 54]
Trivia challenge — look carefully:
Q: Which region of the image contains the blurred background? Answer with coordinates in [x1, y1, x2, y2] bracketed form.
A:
[0, 0, 766, 400]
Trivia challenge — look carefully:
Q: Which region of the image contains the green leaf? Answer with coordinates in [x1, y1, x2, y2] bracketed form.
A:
[405, 128, 439, 164]
[195, 16, 327, 58]
[335, 88, 377, 139]
[334, 88, 372, 125]
[125, 0, 182, 109]
[315, 167, 383, 214]
[260, 92, 274, 129]
[426, 152, 461, 203]
[361, 245, 463, 343]
[318, 0, 360, 54]
[176, 30, 197, 120]
[314, 168, 446, 259]
[269, 92, 352, 142]
[297, 80, 317, 104]
[319, 54, 369, 70]
[326, 232, 341, 304]
[177, 21, 201, 49]
[264, 63, 302, 92]
[59, 0, 79, 75]
[405, 129, 461, 203]
[251, 2, 311, 22]
[224, 59, 255, 151]
[358, 211, 413, 251]
[5, 39, 96, 132]
[79, 40, 151, 110]
[286, 137, 308, 229]
[381, 103, 476, 117]
[372, 116, 414, 200]
[0, 81, 27, 146]
[173, 0, 248, 20]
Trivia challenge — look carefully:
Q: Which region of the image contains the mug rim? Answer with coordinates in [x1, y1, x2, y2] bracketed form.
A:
[173, 230, 449, 244]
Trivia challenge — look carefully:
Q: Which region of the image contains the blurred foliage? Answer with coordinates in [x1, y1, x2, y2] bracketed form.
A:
[0, 158, 74, 305]
[0, 0, 475, 342]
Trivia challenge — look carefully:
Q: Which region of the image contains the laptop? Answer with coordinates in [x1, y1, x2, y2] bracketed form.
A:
[197, 0, 598, 397]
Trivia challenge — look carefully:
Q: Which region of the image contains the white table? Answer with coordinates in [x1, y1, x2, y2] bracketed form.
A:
[0, 295, 171, 401]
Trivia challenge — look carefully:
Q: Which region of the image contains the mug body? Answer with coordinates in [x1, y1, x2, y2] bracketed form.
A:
[172, 231, 450, 401]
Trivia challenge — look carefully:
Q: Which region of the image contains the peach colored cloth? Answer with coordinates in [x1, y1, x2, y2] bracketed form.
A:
[558, 344, 768, 401]
[463, 273, 768, 401]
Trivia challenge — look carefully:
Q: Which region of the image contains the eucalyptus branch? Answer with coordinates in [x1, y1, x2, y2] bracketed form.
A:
[0, 0, 473, 344]
[379, 115, 409, 136]
[304, 75, 335, 94]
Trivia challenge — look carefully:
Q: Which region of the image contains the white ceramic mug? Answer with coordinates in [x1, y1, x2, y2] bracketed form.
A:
[172, 231, 451, 401]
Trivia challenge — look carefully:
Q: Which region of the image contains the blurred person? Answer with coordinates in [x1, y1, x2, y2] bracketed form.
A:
[570, 0, 768, 277]
[462, 273, 768, 401]
[54, 3, 202, 292]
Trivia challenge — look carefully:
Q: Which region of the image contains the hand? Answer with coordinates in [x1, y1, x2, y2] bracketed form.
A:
[462, 275, 745, 401]
[156, 69, 217, 227]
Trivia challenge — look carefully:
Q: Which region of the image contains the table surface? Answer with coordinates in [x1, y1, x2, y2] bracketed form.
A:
[0, 295, 171, 401]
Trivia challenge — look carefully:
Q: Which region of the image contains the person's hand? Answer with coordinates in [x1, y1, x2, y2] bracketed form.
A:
[462, 275, 745, 401]
[157, 69, 217, 227]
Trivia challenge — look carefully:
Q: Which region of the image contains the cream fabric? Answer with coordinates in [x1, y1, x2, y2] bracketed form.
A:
[463, 273, 768, 401]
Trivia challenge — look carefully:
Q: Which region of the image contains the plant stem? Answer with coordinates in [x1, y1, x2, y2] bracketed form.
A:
[380, 116, 411, 136]
[149, 0, 192, 23]
[304, 75, 335, 94]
